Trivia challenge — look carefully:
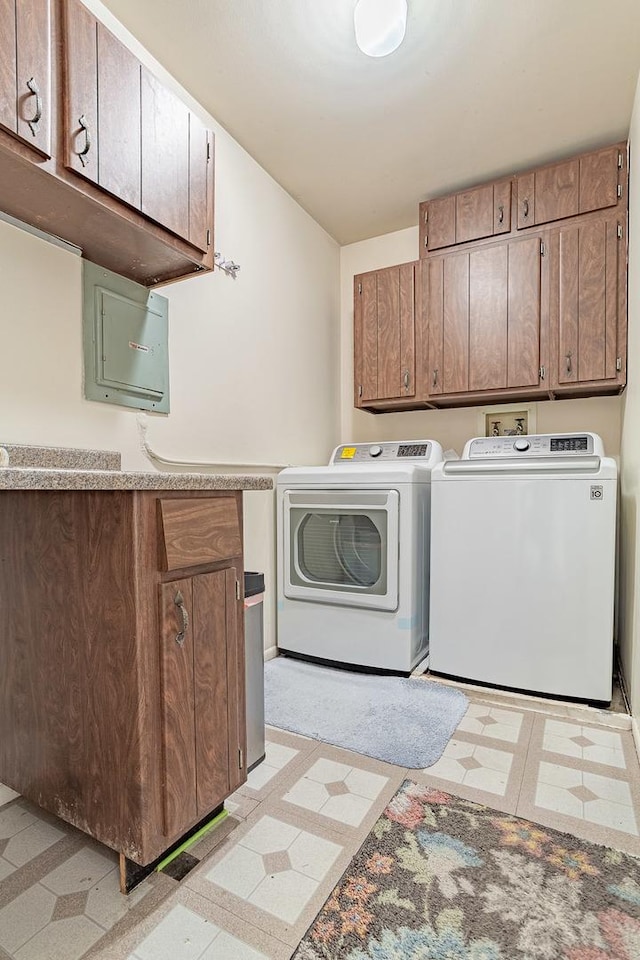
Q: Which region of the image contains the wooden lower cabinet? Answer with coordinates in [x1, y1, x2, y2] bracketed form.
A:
[0, 488, 246, 866]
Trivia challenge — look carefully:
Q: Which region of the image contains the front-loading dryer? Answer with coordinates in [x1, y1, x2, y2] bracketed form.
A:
[276, 440, 443, 673]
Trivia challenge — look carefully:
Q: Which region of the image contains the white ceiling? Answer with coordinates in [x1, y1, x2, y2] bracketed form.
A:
[101, 0, 640, 245]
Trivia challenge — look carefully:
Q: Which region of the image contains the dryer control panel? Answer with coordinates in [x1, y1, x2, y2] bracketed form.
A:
[466, 433, 601, 459]
[330, 440, 433, 464]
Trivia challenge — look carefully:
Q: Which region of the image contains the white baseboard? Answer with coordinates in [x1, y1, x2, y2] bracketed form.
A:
[263, 645, 279, 662]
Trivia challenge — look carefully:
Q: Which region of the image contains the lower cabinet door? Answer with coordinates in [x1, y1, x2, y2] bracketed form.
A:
[159, 569, 236, 838]
[193, 570, 230, 816]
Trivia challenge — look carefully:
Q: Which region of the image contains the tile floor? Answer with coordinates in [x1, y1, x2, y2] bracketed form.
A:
[0, 681, 639, 960]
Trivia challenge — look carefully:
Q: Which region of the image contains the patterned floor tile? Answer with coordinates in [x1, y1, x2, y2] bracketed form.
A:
[244, 744, 300, 792]
[282, 757, 389, 828]
[0, 786, 19, 810]
[542, 718, 626, 768]
[185, 802, 356, 946]
[237, 729, 315, 803]
[456, 703, 525, 744]
[421, 739, 513, 795]
[202, 814, 341, 924]
[534, 761, 638, 836]
[93, 887, 291, 960]
[3, 819, 65, 868]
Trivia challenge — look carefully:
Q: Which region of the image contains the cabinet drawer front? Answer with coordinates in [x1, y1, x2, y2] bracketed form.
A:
[159, 497, 242, 571]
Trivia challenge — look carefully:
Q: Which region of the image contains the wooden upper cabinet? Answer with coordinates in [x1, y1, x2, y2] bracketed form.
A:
[63, 0, 98, 182]
[61, 1, 213, 255]
[552, 214, 623, 387]
[188, 112, 213, 254]
[420, 179, 512, 254]
[425, 235, 542, 397]
[0, 0, 52, 157]
[141, 69, 189, 242]
[354, 263, 416, 405]
[97, 24, 141, 208]
[63, 1, 140, 202]
[517, 144, 623, 229]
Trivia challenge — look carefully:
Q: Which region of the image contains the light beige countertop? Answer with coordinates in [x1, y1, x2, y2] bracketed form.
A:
[0, 443, 274, 490]
[0, 468, 273, 490]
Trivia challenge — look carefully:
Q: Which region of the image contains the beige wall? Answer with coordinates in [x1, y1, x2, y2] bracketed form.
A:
[340, 228, 623, 456]
[619, 72, 640, 712]
[0, 0, 341, 654]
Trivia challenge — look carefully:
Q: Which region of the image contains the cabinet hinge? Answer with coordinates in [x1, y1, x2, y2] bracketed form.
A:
[617, 184, 623, 198]
[539, 365, 545, 381]
[424, 236, 428, 248]
[618, 152, 623, 169]
[617, 357, 622, 372]
[235, 579, 241, 600]
[618, 224, 624, 240]
[238, 748, 244, 770]
[206, 136, 211, 162]
[540, 241, 546, 256]
[358, 384, 363, 398]
[358, 281, 362, 295]
[424, 208, 428, 224]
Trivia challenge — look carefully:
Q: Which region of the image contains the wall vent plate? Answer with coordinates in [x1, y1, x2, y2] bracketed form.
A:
[83, 261, 169, 413]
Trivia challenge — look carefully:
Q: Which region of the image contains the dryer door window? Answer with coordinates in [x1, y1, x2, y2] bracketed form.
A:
[283, 489, 399, 611]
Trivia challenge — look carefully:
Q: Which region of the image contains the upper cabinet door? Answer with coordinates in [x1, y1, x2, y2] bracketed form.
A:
[97, 24, 140, 208]
[579, 145, 621, 215]
[517, 146, 623, 230]
[141, 69, 190, 242]
[0, 0, 51, 157]
[455, 184, 494, 245]
[554, 216, 622, 386]
[421, 180, 512, 254]
[354, 264, 416, 405]
[188, 112, 213, 254]
[63, 0, 98, 182]
[426, 236, 542, 398]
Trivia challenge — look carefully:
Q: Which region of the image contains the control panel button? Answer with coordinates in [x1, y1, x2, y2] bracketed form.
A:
[369, 445, 383, 458]
[514, 439, 531, 452]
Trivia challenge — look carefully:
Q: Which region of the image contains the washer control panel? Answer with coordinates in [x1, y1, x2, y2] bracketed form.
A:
[331, 441, 431, 463]
[467, 434, 596, 459]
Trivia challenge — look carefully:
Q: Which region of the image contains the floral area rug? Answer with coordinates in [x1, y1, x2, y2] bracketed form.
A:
[293, 779, 640, 960]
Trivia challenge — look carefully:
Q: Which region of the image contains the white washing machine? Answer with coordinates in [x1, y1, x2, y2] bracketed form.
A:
[276, 440, 444, 673]
[429, 432, 617, 703]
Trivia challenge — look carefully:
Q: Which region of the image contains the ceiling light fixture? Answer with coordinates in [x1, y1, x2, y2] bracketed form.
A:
[354, 0, 408, 58]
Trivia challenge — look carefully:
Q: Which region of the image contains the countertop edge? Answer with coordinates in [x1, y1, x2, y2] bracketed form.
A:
[0, 468, 274, 491]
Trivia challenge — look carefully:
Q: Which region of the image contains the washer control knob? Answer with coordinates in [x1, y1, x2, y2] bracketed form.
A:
[514, 438, 530, 452]
[369, 445, 383, 458]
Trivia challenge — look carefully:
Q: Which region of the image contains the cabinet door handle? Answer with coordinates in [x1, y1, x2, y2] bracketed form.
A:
[565, 353, 572, 374]
[497, 204, 504, 224]
[25, 78, 42, 136]
[523, 198, 530, 219]
[77, 115, 92, 166]
[432, 369, 438, 387]
[174, 590, 189, 646]
[403, 370, 410, 390]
